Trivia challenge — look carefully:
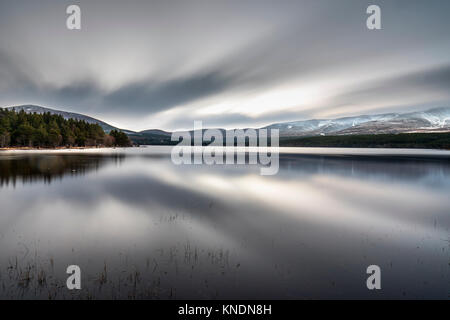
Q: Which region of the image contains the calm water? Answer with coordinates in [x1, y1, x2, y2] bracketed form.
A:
[0, 147, 449, 299]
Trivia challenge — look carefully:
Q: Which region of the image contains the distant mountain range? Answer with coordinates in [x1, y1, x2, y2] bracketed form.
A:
[265, 107, 450, 137]
[5, 105, 450, 145]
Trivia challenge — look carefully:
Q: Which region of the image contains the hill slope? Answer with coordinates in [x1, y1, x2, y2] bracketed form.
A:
[265, 107, 450, 137]
[7, 105, 119, 133]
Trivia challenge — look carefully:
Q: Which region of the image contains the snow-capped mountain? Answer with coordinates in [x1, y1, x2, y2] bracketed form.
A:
[265, 107, 450, 137]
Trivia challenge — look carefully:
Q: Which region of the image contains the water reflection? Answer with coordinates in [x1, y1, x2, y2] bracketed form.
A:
[0, 154, 125, 186]
[1, 151, 449, 187]
[278, 154, 450, 187]
[0, 148, 449, 299]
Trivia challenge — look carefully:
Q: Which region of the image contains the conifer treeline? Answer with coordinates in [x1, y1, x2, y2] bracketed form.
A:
[0, 108, 131, 148]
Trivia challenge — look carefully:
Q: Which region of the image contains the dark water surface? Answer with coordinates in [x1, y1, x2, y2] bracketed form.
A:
[0, 147, 449, 299]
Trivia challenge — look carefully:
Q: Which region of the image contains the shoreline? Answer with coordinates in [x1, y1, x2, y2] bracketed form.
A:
[2, 145, 449, 151]
[0, 146, 136, 153]
[0, 146, 116, 151]
[1, 145, 450, 155]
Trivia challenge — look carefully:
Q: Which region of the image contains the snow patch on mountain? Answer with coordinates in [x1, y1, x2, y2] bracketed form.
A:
[266, 107, 450, 137]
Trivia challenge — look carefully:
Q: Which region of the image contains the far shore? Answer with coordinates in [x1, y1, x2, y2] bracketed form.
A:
[1, 145, 450, 152]
[0, 146, 126, 151]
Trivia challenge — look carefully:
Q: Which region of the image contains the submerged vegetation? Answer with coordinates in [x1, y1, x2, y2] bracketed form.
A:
[0, 108, 131, 148]
[0, 242, 239, 299]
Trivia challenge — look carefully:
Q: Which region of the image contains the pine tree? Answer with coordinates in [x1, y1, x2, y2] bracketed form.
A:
[0, 108, 126, 148]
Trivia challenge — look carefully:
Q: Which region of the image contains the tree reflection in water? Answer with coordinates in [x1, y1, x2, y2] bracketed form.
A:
[0, 154, 125, 187]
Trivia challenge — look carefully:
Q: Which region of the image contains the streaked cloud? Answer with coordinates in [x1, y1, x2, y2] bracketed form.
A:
[0, 0, 449, 130]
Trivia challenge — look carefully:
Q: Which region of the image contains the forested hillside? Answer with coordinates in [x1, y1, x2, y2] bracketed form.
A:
[0, 108, 131, 148]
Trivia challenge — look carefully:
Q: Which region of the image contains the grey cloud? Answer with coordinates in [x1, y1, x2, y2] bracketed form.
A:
[406, 66, 450, 90]
[165, 110, 317, 130]
[0, 51, 238, 115]
[164, 65, 450, 129]
[330, 65, 450, 107]
[0, 52, 35, 91]
[103, 71, 234, 114]
[0, 50, 232, 114]
[0, 51, 99, 109]
[1, 0, 450, 130]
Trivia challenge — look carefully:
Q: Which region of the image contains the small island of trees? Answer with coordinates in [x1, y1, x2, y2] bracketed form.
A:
[0, 108, 132, 148]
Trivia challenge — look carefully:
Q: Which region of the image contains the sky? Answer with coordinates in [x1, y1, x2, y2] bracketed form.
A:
[0, 0, 449, 131]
